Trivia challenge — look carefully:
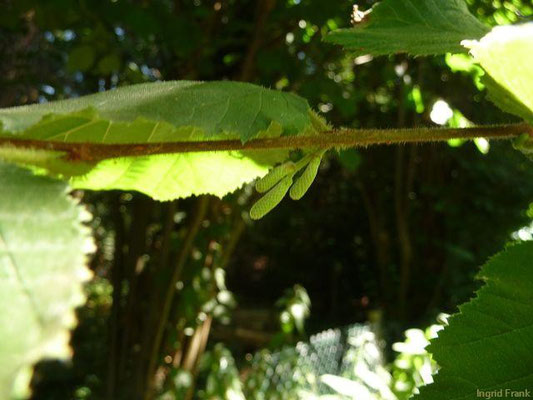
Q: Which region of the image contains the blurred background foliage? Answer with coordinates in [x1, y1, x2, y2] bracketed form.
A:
[0, 0, 532, 399]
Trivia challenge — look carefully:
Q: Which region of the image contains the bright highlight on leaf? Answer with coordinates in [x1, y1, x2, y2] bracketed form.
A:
[325, 0, 489, 56]
[72, 151, 287, 200]
[463, 23, 533, 124]
[0, 162, 93, 399]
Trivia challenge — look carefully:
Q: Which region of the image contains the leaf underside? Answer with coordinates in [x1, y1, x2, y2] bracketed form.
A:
[0, 161, 92, 399]
[416, 242, 533, 400]
[0, 81, 317, 200]
[326, 0, 489, 56]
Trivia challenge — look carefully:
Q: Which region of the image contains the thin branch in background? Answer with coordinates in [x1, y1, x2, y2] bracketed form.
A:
[144, 196, 210, 400]
[238, 0, 277, 81]
[183, 316, 213, 400]
[395, 68, 413, 321]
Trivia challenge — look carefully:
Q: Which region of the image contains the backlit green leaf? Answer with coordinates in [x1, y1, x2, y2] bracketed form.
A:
[71, 149, 285, 200]
[463, 23, 533, 124]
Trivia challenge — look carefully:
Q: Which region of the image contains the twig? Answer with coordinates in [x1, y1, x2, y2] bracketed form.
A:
[0, 123, 530, 162]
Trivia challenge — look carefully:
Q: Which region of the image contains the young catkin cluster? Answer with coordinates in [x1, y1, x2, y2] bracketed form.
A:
[289, 156, 321, 200]
[250, 152, 324, 220]
[255, 162, 295, 193]
[250, 176, 293, 220]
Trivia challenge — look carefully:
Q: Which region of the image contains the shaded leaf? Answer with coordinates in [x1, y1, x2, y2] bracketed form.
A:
[416, 242, 533, 400]
[0, 81, 312, 143]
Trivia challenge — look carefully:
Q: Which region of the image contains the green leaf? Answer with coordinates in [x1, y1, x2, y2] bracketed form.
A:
[325, 0, 489, 56]
[70, 149, 285, 200]
[0, 161, 93, 399]
[0, 81, 312, 143]
[463, 23, 533, 124]
[416, 242, 533, 400]
[0, 81, 317, 200]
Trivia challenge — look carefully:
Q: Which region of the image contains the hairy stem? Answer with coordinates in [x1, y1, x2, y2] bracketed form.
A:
[0, 124, 530, 162]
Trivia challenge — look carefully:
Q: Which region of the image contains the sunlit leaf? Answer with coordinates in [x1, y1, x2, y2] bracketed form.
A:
[326, 0, 489, 56]
[0, 162, 93, 399]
